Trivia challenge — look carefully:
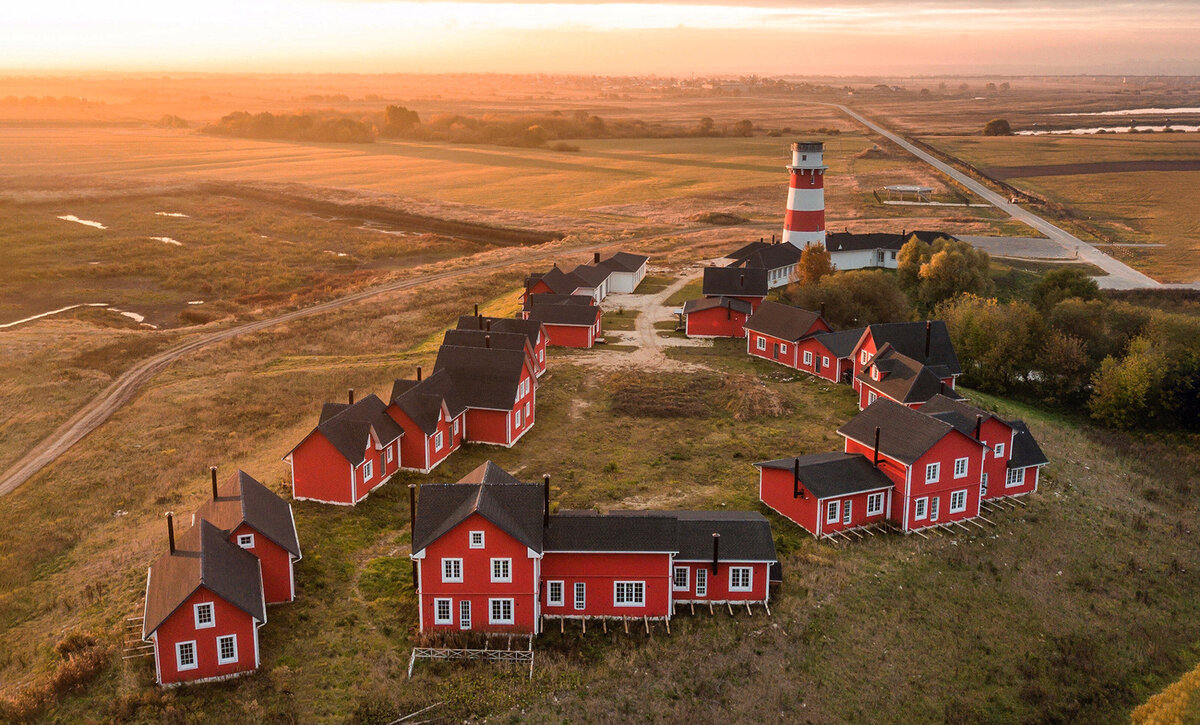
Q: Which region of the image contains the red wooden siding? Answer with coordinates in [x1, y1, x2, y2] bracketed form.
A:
[289, 432, 354, 505]
[543, 323, 595, 348]
[671, 561, 770, 603]
[686, 306, 748, 338]
[230, 523, 294, 604]
[747, 331, 799, 367]
[795, 337, 843, 382]
[759, 467, 889, 538]
[540, 552, 672, 619]
[153, 587, 259, 686]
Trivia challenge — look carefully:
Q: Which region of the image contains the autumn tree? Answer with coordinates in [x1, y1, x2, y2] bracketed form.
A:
[898, 236, 993, 310]
[381, 105, 420, 136]
[1031, 267, 1101, 312]
[782, 269, 911, 329]
[936, 294, 1042, 393]
[795, 243, 833, 286]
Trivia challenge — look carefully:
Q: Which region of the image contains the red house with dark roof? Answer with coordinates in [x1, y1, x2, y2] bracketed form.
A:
[142, 518, 266, 686]
[285, 392, 404, 505]
[744, 301, 832, 369]
[388, 367, 466, 474]
[433, 342, 537, 447]
[702, 267, 769, 310]
[193, 469, 302, 604]
[756, 452, 895, 538]
[457, 314, 549, 377]
[682, 296, 752, 338]
[855, 344, 962, 410]
[522, 294, 602, 349]
[795, 328, 864, 383]
[851, 321, 961, 394]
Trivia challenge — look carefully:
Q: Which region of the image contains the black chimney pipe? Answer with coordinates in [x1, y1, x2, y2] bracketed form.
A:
[925, 320, 932, 360]
[486, 319, 492, 333]
[873, 426, 881, 467]
[408, 485, 419, 589]
[348, 388, 355, 405]
[166, 512, 176, 554]
[793, 457, 802, 499]
[210, 466, 218, 500]
[739, 273, 745, 288]
[416, 365, 422, 382]
[593, 252, 601, 264]
[939, 381, 946, 396]
[711, 533, 720, 574]
[543, 474, 551, 528]
[974, 415, 983, 441]
[485, 334, 491, 349]
[474, 303, 479, 317]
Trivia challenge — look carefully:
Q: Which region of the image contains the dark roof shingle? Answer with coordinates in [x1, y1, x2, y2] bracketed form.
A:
[864, 321, 962, 377]
[434, 344, 529, 411]
[193, 470, 301, 557]
[457, 460, 523, 484]
[1008, 420, 1049, 469]
[743, 301, 826, 341]
[597, 252, 649, 273]
[457, 315, 545, 347]
[308, 394, 403, 465]
[811, 328, 866, 358]
[682, 296, 753, 315]
[857, 345, 962, 405]
[755, 452, 895, 499]
[389, 369, 466, 435]
[702, 267, 769, 298]
[413, 483, 545, 553]
[837, 398, 982, 465]
[543, 511, 679, 553]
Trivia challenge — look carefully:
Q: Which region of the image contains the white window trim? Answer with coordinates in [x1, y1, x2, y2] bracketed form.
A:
[385, 447, 393, 464]
[433, 431, 444, 452]
[866, 492, 884, 516]
[1007, 468, 1025, 488]
[930, 495, 940, 522]
[488, 598, 515, 625]
[982, 472, 989, 496]
[524, 401, 531, 417]
[780, 343, 788, 354]
[216, 634, 238, 665]
[925, 462, 940, 484]
[954, 457, 969, 479]
[994, 442, 1005, 458]
[469, 531, 485, 549]
[803, 351, 813, 365]
[756, 336, 766, 351]
[453, 418, 460, 435]
[573, 582, 586, 611]
[514, 409, 522, 428]
[914, 497, 928, 521]
[823, 356, 830, 367]
[825, 500, 840, 524]
[695, 568, 708, 597]
[441, 558, 463, 583]
[672, 566, 690, 592]
[363, 460, 373, 481]
[459, 600, 471, 630]
[613, 581, 645, 607]
[193, 602, 215, 630]
[547, 581, 564, 607]
[867, 391, 878, 405]
[950, 489, 968, 514]
[434, 598, 453, 625]
[490, 558, 512, 583]
[861, 350, 870, 364]
[843, 500, 852, 525]
[236, 533, 254, 549]
[729, 566, 753, 592]
[176, 640, 198, 671]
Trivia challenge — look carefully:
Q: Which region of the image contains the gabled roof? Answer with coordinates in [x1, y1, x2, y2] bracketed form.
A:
[724, 240, 771, 263]
[597, 252, 649, 274]
[682, 296, 753, 315]
[303, 394, 403, 465]
[443, 329, 532, 357]
[523, 293, 596, 311]
[919, 394, 1007, 441]
[863, 321, 962, 377]
[755, 451, 895, 499]
[811, 328, 865, 358]
[434, 344, 530, 411]
[1008, 420, 1049, 469]
[825, 230, 958, 253]
[728, 243, 803, 272]
[525, 301, 601, 327]
[608, 510, 778, 562]
[857, 345, 962, 405]
[526, 265, 591, 295]
[194, 471, 301, 557]
[837, 398, 983, 465]
[457, 460, 523, 484]
[569, 264, 613, 287]
[390, 369, 467, 435]
[143, 520, 265, 637]
[743, 301, 826, 341]
[412, 482, 545, 553]
[457, 315, 545, 347]
[702, 267, 769, 298]
[544, 511, 679, 553]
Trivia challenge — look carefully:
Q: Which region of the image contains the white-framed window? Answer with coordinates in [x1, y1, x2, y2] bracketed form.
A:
[925, 462, 940, 484]
[826, 500, 840, 524]
[871, 365, 880, 381]
[695, 568, 708, 597]
[729, 567, 752, 592]
[1007, 468, 1025, 488]
[176, 640, 197, 671]
[614, 581, 645, 607]
[930, 496, 940, 522]
[194, 602, 215, 629]
[673, 566, 689, 591]
[490, 558, 512, 583]
[547, 581, 564, 607]
[780, 343, 788, 354]
[950, 489, 968, 513]
[433, 431, 444, 451]
[914, 497, 928, 521]
[514, 409, 522, 428]
[459, 600, 471, 630]
[867, 492, 884, 516]
[823, 356, 830, 368]
[489, 598, 514, 624]
[453, 418, 459, 436]
[538, 349, 544, 362]
[804, 351, 813, 366]
[756, 336, 766, 351]
[469, 531, 484, 549]
[861, 350, 870, 364]
[434, 598, 453, 625]
[994, 442, 1005, 458]
[236, 533, 254, 549]
[363, 460, 373, 481]
[867, 390, 878, 405]
[524, 402, 531, 418]
[981, 473, 989, 497]
[441, 558, 462, 583]
[385, 446, 393, 464]
[573, 582, 586, 610]
[843, 500, 852, 525]
[216, 634, 238, 665]
[954, 457, 969, 479]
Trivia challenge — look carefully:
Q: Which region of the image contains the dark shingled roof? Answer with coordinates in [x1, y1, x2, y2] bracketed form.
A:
[864, 321, 962, 377]
[825, 230, 958, 253]
[413, 483, 546, 553]
[569, 264, 613, 287]
[702, 267, 769, 298]
[744, 301, 826, 341]
[194, 471, 301, 557]
[389, 369, 466, 435]
[811, 328, 866, 358]
[523, 293, 596, 311]
[457, 460, 523, 484]
[682, 296, 753, 315]
[443, 328, 529, 353]
[837, 398, 982, 465]
[918, 394, 1003, 441]
[597, 252, 649, 274]
[725, 240, 771, 262]
[608, 510, 778, 562]
[857, 345, 962, 405]
[143, 520, 265, 637]
[544, 511, 679, 553]
[728, 243, 803, 272]
[434, 344, 529, 411]
[305, 394, 403, 465]
[457, 315, 545, 348]
[526, 266, 590, 295]
[1008, 420, 1049, 469]
[756, 452, 896, 499]
[526, 303, 600, 327]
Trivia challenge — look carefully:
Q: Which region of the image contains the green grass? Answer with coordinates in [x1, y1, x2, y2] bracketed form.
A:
[664, 278, 704, 307]
[600, 309, 640, 331]
[631, 274, 674, 294]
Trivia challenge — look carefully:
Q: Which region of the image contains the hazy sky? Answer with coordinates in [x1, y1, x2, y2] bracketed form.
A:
[5, 0, 1200, 75]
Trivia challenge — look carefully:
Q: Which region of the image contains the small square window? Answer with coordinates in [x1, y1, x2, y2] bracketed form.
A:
[236, 534, 254, 549]
[194, 602, 215, 629]
[216, 634, 238, 665]
[491, 558, 512, 583]
[914, 497, 928, 520]
[469, 531, 484, 549]
[434, 431, 444, 451]
[514, 409, 522, 428]
[950, 489, 968, 513]
[363, 460, 373, 481]
[804, 351, 813, 366]
[672, 566, 689, 591]
[756, 336, 766, 351]
[547, 581, 564, 606]
[176, 641, 197, 671]
[614, 581, 645, 606]
[995, 442, 1005, 458]
[442, 558, 463, 583]
[385, 447, 393, 463]
[867, 492, 884, 516]
[868, 391, 878, 405]
[729, 567, 753, 592]
[925, 463, 940, 484]
[489, 598, 514, 624]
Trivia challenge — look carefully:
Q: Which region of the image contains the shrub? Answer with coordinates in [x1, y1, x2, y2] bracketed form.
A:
[781, 269, 911, 329]
[983, 118, 1013, 136]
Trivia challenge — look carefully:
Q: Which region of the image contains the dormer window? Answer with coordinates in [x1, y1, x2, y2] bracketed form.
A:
[871, 365, 879, 380]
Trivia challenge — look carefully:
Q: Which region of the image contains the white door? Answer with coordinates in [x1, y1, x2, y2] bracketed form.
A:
[459, 600, 471, 630]
[695, 568, 708, 597]
[843, 500, 852, 525]
[930, 496, 940, 522]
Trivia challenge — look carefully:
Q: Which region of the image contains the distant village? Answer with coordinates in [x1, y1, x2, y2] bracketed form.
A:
[138, 142, 1046, 686]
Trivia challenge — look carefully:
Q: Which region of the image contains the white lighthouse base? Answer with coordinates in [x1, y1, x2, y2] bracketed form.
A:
[783, 230, 826, 249]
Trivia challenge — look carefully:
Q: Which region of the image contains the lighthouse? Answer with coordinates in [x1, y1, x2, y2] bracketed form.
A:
[782, 141, 827, 249]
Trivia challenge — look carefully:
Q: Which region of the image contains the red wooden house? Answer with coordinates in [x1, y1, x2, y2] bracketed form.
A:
[837, 398, 987, 532]
[725, 241, 803, 289]
[142, 518, 266, 686]
[193, 469, 302, 604]
[442, 328, 538, 383]
[744, 301, 832, 370]
[756, 452, 895, 538]
[523, 265, 601, 303]
[433, 343, 538, 447]
[523, 294, 602, 349]
[388, 367, 466, 474]
[851, 321, 961, 394]
[855, 344, 962, 410]
[457, 314, 549, 377]
[701, 267, 768, 310]
[795, 328, 864, 384]
[285, 392, 404, 505]
[681, 296, 752, 338]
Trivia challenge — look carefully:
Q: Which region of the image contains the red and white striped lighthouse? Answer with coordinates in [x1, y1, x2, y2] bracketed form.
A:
[783, 141, 827, 249]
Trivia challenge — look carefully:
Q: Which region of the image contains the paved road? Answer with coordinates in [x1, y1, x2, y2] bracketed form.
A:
[832, 104, 1164, 290]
